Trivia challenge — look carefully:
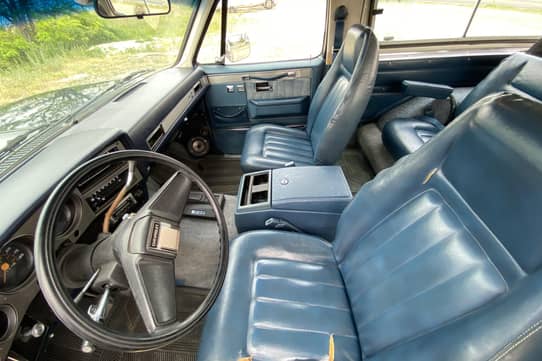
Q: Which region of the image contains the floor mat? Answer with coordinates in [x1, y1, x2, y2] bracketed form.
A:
[193, 156, 243, 195]
[338, 148, 375, 193]
[176, 194, 238, 289]
[43, 288, 206, 361]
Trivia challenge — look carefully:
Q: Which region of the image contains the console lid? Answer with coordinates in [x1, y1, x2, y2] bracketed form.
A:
[272, 166, 352, 212]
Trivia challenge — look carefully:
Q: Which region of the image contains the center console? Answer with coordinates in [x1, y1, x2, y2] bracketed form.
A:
[235, 166, 352, 240]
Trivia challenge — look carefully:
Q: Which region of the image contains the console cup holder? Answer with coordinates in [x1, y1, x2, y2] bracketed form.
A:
[239, 171, 271, 208]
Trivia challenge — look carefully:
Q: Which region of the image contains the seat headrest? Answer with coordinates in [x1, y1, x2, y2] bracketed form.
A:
[341, 24, 371, 75]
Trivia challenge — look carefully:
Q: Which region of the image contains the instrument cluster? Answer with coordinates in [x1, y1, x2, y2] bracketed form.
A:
[0, 236, 34, 293]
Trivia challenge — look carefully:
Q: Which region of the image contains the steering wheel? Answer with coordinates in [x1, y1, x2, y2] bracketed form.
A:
[34, 150, 228, 352]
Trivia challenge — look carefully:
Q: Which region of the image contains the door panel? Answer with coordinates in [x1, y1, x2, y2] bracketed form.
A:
[363, 53, 509, 121]
[202, 58, 325, 154]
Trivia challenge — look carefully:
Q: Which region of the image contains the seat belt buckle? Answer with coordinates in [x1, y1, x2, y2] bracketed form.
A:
[264, 218, 302, 233]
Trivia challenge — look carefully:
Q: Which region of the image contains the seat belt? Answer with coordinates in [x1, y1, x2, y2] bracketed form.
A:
[333, 5, 348, 59]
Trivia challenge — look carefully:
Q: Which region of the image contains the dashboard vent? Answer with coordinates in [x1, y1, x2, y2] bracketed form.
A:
[147, 125, 165, 150]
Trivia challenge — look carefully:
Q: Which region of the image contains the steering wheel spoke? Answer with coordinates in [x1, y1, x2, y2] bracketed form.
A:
[122, 254, 177, 333]
[142, 171, 192, 226]
[112, 171, 192, 333]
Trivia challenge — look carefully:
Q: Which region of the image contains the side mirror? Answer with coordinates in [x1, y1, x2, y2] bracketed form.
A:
[226, 33, 251, 63]
[94, 0, 170, 18]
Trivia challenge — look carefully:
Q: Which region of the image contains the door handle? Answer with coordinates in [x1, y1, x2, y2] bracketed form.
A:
[242, 71, 296, 82]
[255, 82, 272, 92]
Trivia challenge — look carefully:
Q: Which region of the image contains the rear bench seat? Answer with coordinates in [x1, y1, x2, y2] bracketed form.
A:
[382, 52, 542, 159]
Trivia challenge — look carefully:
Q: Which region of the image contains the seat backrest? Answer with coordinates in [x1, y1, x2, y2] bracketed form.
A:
[333, 94, 542, 361]
[307, 24, 378, 165]
[457, 52, 542, 115]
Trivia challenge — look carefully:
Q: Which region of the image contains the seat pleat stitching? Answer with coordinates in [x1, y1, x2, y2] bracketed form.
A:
[263, 150, 314, 162]
[253, 277, 346, 303]
[432, 186, 512, 289]
[264, 136, 311, 147]
[265, 134, 310, 144]
[263, 148, 313, 159]
[265, 140, 312, 151]
[248, 255, 356, 357]
[251, 323, 358, 339]
[350, 230, 463, 308]
[263, 135, 309, 149]
[263, 144, 313, 156]
[264, 145, 313, 156]
[335, 191, 441, 262]
[264, 138, 312, 151]
[266, 129, 308, 139]
[255, 258, 336, 268]
[255, 296, 350, 312]
[358, 263, 482, 330]
[255, 274, 344, 288]
[348, 231, 458, 304]
[265, 138, 311, 148]
[256, 258, 336, 269]
[341, 202, 442, 281]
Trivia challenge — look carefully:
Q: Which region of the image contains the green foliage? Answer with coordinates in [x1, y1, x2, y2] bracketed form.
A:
[0, 5, 192, 70]
[0, 28, 31, 69]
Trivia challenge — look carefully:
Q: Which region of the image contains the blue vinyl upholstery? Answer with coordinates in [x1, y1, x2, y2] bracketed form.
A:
[382, 52, 542, 159]
[380, 116, 444, 160]
[199, 94, 542, 361]
[240, 24, 379, 172]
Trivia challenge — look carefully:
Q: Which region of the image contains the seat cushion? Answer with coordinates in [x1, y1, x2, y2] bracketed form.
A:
[381, 116, 444, 159]
[240, 124, 316, 173]
[198, 231, 361, 361]
[201, 94, 542, 361]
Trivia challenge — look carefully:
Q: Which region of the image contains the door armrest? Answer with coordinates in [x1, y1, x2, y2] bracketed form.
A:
[402, 80, 453, 99]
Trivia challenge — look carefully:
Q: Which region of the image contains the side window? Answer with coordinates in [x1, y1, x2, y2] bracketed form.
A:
[466, 1, 542, 38]
[373, 0, 542, 43]
[197, 0, 327, 64]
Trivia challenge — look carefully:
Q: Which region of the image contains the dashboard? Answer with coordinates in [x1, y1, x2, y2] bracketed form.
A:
[0, 67, 208, 359]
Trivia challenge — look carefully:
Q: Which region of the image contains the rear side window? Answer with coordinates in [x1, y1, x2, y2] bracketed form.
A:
[197, 0, 327, 64]
[373, 0, 542, 43]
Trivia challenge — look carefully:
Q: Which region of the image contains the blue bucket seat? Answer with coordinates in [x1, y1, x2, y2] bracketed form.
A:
[382, 52, 542, 159]
[240, 24, 379, 172]
[199, 93, 542, 361]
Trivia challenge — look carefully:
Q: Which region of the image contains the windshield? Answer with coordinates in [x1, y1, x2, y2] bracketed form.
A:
[0, 0, 196, 153]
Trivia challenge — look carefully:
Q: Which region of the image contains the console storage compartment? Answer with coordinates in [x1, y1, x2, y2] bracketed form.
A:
[235, 166, 352, 240]
[239, 170, 271, 209]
